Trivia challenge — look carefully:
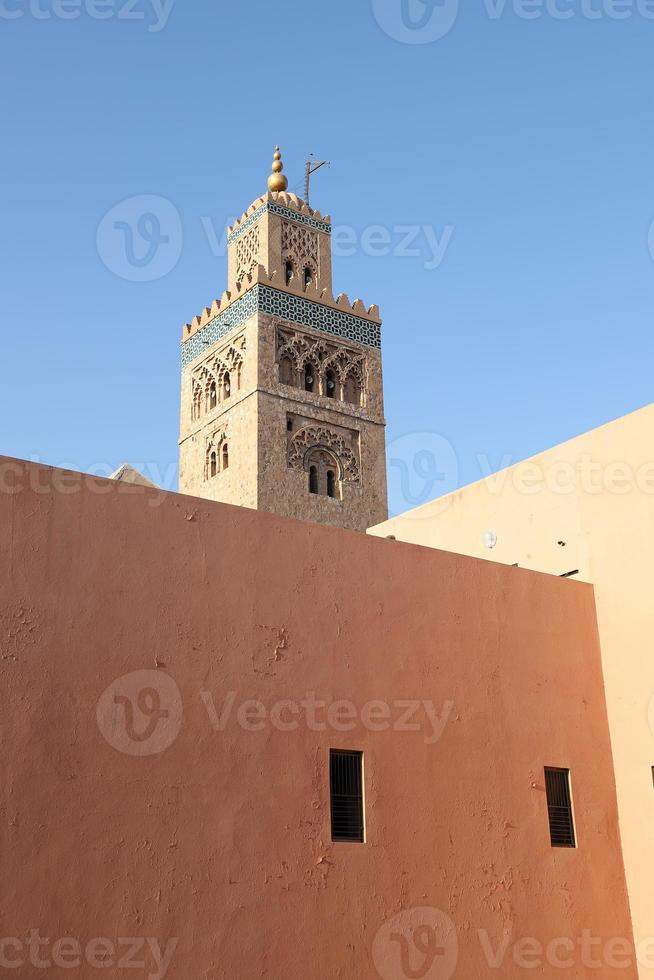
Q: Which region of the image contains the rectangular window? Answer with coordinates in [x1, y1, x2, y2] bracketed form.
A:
[544, 767, 576, 848]
[330, 750, 364, 843]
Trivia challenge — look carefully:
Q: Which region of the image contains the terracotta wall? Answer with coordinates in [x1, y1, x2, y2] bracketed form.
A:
[0, 458, 635, 978]
[370, 403, 654, 976]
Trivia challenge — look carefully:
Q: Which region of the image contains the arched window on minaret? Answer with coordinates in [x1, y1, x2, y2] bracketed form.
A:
[304, 363, 315, 393]
[324, 368, 337, 399]
[279, 355, 295, 386]
[192, 385, 203, 420]
[309, 465, 318, 494]
[304, 266, 313, 288]
[209, 450, 218, 479]
[327, 469, 336, 498]
[208, 379, 217, 411]
[343, 371, 363, 407]
[223, 371, 231, 400]
[285, 260, 294, 285]
[222, 442, 229, 470]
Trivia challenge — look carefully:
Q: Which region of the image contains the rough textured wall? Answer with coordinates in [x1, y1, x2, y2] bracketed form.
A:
[370, 402, 654, 976]
[257, 313, 388, 532]
[0, 458, 635, 979]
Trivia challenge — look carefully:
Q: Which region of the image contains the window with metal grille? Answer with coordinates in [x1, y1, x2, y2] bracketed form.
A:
[545, 767, 576, 848]
[330, 750, 364, 843]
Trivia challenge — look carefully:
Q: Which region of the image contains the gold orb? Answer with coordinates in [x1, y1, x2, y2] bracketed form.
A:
[267, 145, 288, 192]
[268, 172, 288, 191]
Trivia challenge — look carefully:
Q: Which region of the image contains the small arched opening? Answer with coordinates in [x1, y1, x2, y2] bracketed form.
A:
[343, 373, 363, 407]
[324, 368, 337, 399]
[279, 355, 295, 386]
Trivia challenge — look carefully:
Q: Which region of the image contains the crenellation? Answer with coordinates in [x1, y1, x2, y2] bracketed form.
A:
[179, 148, 388, 532]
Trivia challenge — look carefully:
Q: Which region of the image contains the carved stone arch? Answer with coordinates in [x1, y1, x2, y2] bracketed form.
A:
[205, 427, 228, 480]
[343, 360, 365, 406]
[288, 425, 360, 483]
[301, 258, 318, 288]
[191, 380, 204, 420]
[303, 443, 344, 481]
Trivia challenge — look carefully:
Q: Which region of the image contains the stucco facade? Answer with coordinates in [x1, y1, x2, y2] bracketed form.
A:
[0, 456, 637, 978]
[370, 402, 654, 976]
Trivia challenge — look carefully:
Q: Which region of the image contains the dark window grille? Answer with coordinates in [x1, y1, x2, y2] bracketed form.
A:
[545, 767, 576, 848]
[330, 750, 364, 843]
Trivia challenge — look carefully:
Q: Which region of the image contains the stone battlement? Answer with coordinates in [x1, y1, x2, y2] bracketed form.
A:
[182, 263, 380, 343]
[228, 190, 331, 242]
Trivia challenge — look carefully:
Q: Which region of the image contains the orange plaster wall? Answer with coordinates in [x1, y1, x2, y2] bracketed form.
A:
[0, 457, 636, 978]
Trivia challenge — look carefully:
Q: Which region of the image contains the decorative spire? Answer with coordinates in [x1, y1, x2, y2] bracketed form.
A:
[267, 146, 288, 192]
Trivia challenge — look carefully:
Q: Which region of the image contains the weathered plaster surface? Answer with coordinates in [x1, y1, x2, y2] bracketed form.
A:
[0, 457, 635, 978]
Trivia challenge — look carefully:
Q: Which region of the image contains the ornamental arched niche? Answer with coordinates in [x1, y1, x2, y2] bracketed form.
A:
[287, 425, 360, 483]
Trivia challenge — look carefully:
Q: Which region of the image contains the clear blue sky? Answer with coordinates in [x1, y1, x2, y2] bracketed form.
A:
[2, 0, 654, 515]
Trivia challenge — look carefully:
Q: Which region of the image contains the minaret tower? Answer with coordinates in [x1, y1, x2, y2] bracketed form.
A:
[178, 148, 388, 532]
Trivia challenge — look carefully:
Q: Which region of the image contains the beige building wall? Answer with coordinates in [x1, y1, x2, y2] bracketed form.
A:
[370, 402, 654, 973]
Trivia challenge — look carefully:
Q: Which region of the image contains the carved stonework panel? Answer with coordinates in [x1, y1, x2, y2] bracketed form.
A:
[288, 424, 360, 482]
[235, 225, 260, 285]
[276, 327, 366, 385]
[282, 220, 318, 274]
[190, 335, 246, 419]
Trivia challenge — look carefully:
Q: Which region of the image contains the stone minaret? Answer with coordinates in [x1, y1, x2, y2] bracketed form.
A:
[178, 148, 388, 532]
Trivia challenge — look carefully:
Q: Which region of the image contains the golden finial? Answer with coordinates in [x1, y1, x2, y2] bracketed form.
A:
[268, 145, 288, 192]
